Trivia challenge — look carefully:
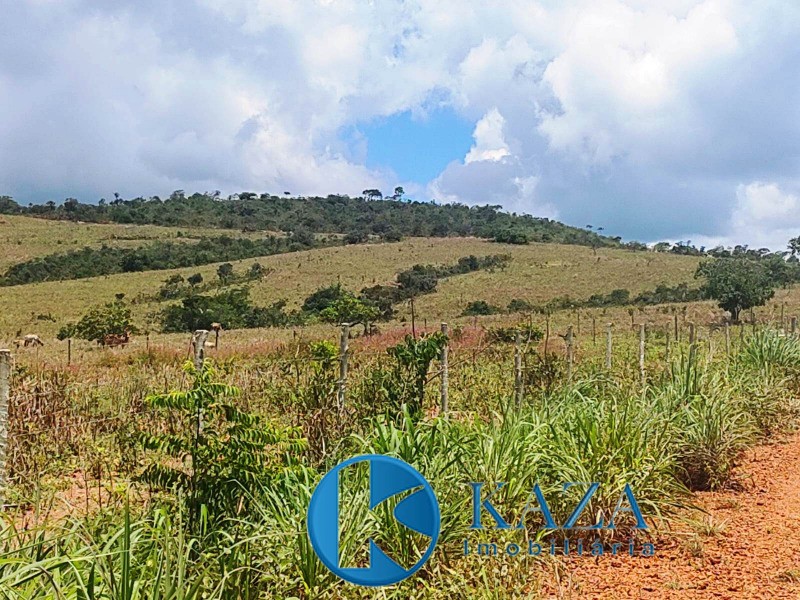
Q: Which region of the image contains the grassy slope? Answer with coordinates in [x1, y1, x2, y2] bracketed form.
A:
[0, 214, 262, 272]
[0, 234, 703, 340]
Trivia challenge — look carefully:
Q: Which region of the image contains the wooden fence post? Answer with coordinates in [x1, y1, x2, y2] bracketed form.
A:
[674, 313, 679, 342]
[514, 331, 523, 407]
[665, 328, 671, 364]
[605, 324, 613, 370]
[688, 322, 696, 362]
[566, 326, 574, 383]
[67, 338, 72, 366]
[0, 349, 9, 504]
[725, 322, 731, 357]
[638, 323, 646, 386]
[440, 323, 449, 416]
[792, 316, 798, 336]
[337, 324, 350, 412]
[544, 313, 551, 355]
[592, 316, 597, 345]
[192, 330, 209, 371]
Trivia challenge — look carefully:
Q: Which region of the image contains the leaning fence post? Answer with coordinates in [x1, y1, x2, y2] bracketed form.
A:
[0, 349, 9, 504]
[514, 331, 523, 407]
[337, 324, 350, 412]
[566, 326, 574, 382]
[605, 324, 613, 370]
[638, 323, 646, 386]
[440, 323, 449, 416]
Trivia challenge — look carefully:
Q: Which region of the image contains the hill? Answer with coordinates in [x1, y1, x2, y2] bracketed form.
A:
[0, 236, 702, 340]
[0, 214, 259, 272]
[0, 192, 619, 249]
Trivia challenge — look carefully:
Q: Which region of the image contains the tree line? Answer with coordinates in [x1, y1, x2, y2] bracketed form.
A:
[0, 191, 617, 249]
[0, 233, 325, 286]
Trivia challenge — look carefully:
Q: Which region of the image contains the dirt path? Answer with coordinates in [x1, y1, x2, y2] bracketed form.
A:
[545, 434, 800, 599]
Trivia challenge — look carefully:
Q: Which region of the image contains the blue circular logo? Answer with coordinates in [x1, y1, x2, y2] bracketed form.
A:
[307, 454, 440, 587]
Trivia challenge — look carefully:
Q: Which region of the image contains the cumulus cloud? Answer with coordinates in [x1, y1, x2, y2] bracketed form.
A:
[465, 108, 511, 164]
[1, 0, 800, 248]
[685, 182, 800, 251]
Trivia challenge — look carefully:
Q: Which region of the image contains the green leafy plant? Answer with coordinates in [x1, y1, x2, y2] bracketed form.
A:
[138, 360, 306, 528]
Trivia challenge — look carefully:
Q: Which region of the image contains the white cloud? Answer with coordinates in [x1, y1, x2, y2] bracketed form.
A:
[465, 108, 511, 164]
[679, 182, 800, 251]
[1, 0, 800, 248]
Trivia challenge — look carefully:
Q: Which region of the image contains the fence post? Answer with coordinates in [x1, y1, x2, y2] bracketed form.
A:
[725, 322, 731, 357]
[605, 324, 613, 370]
[781, 302, 786, 332]
[592, 316, 597, 345]
[792, 316, 798, 336]
[674, 313, 679, 341]
[67, 338, 72, 366]
[577, 311, 581, 336]
[192, 330, 209, 371]
[514, 331, 523, 407]
[0, 349, 9, 504]
[566, 326, 574, 383]
[665, 328, 671, 364]
[544, 313, 551, 355]
[688, 322, 696, 362]
[440, 323, 449, 416]
[638, 323, 646, 386]
[337, 324, 350, 412]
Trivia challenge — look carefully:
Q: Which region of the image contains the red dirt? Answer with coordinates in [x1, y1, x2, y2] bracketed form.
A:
[544, 434, 800, 599]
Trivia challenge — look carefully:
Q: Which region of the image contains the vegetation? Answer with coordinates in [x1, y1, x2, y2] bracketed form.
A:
[0, 192, 618, 249]
[0, 234, 324, 286]
[2, 320, 800, 597]
[696, 259, 778, 321]
[57, 298, 138, 344]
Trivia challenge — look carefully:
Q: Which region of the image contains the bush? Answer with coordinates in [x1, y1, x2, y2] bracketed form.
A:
[461, 300, 500, 316]
[58, 299, 139, 344]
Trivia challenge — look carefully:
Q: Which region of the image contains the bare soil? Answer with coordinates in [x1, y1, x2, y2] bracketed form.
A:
[544, 434, 800, 599]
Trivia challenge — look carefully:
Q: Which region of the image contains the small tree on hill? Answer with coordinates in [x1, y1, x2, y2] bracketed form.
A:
[696, 259, 776, 322]
[58, 299, 139, 344]
[319, 295, 380, 334]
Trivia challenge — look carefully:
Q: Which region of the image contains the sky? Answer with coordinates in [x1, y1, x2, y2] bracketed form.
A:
[1, 1, 800, 250]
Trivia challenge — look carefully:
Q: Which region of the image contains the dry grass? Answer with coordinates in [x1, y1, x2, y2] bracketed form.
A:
[0, 214, 262, 271]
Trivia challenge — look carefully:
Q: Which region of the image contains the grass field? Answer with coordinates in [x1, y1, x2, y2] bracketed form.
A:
[0, 214, 271, 272]
[0, 231, 703, 341]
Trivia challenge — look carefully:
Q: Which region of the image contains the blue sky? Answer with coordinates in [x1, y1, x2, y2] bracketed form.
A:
[2, 1, 800, 249]
[356, 110, 474, 184]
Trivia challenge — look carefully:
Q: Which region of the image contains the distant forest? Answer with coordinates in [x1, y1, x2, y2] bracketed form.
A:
[0, 191, 618, 248]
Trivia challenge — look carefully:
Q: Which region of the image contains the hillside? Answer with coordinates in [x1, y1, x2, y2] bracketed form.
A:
[0, 214, 260, 272]
[0, 193, 618, 249]
[0, 235, 702, 339]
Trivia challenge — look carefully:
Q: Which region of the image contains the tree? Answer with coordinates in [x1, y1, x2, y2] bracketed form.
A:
[138, 360, 306, 528]
[788, 236, 800, 257]
[319, 295, 380, 333]
[696, 259, 776, 322]
[362, 188, 383, 201]
[60, 299, 139, 344]
[217, 262, 235, 283]
[187, 273, 204, 287]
